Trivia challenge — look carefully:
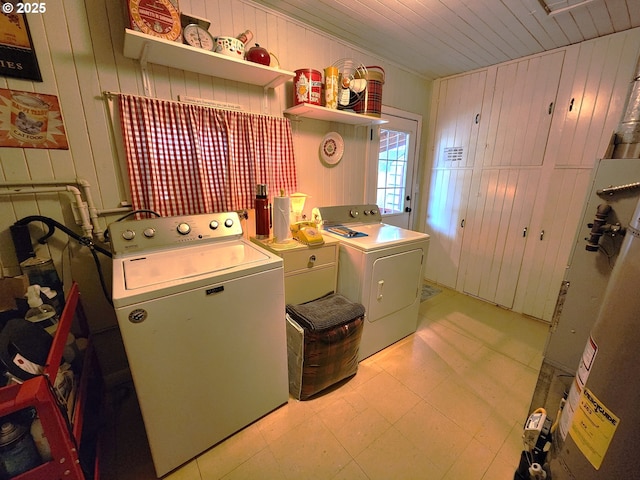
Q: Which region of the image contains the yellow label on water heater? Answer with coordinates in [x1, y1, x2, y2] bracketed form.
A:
[568, 387, 620, 469]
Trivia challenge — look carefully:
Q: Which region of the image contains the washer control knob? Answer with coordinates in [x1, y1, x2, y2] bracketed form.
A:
[224, 218, 234, 228]
[363, 210, 371, 215]
[370, 208, 378, 215]
[210, 220, 219, 230]
[121, 229, 135, 241]
[177, 223, 191, 235]
[349, 209, 359, 218]
[143, 228, 156, 238]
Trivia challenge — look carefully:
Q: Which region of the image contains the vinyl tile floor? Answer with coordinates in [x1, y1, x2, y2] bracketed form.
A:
[99, 284, 549, 480]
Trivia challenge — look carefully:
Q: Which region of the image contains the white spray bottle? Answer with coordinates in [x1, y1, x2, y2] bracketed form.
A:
[25, 285, 59, 335]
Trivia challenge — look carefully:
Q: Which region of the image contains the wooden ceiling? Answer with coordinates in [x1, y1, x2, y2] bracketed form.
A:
[251, 0, 640, 80]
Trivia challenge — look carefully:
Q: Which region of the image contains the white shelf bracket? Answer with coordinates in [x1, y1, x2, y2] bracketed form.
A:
[262, 87, 269, 114]
[139, 42, 152, 97]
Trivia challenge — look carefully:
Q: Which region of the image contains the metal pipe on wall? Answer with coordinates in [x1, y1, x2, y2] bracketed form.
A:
[0, 179, 78, 186]
[0, 178, 132, 242]
[0, 187, 68, 195]
[585, 204, 612, 252]
[75, 178, 105, 240]
[0, 185, 93, 238]
[611, 55, 640, 159]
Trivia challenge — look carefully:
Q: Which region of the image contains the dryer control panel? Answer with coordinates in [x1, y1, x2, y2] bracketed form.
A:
[109, 211, 243, 255]
[313, 204, 382, 227]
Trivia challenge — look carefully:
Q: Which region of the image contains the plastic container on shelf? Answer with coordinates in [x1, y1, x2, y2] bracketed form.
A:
[29, 414, 51, 463]
[0, 418, 42, 478]
[24, 285, 58, 335]
[19, 257, 64, 314]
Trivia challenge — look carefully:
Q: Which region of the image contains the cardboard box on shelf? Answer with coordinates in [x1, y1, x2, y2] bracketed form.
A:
[0, 275, 29, 313]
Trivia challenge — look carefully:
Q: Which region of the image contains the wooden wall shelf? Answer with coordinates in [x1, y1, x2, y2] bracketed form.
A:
[284, 103, 388, 126]
[123, 29, 295, 90]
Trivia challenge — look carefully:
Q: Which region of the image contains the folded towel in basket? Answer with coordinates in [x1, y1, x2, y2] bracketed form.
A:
[286, 293, 365, 331]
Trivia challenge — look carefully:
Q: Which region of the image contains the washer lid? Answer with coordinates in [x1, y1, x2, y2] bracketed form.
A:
[121, 240, 270, 290]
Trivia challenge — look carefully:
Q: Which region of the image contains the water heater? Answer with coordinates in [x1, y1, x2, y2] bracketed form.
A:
[550, 189, 640, 479]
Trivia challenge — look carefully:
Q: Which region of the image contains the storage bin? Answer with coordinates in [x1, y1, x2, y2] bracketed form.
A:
[353, 66, 385, 117]
[286, 293, 365, 400]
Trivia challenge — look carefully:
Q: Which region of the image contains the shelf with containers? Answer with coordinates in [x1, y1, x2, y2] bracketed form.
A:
[122, 29, 389, 128]
[0, 282, 101, 480]
[284, 103, 388, 126]
[123, 29, 296, 95]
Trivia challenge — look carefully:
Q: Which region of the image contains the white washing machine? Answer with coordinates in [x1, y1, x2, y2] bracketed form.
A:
[313, 205, 430, 360]
[110, 212, 288, 477]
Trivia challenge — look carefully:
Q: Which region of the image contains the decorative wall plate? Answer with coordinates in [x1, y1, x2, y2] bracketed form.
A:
[320, 131, 344, 165]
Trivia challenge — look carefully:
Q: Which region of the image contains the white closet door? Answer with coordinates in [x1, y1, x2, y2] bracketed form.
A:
[424, 168, 473, 288]
[424, 70, 487, 287]
[515, 168, 593, 321]
[513, 30, 640, 320]
[461, 168, 541, 308]
[549, 31, 640, 168]
[480, 51, 564, 167]
[458, 52, 563, 308]
[432, 70, 488, 169]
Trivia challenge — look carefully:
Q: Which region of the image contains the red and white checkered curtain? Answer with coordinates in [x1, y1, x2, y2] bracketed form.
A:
[118, 94, 297, 216]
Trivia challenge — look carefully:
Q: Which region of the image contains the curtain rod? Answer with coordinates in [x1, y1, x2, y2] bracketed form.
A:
[102, 91, 287, 120]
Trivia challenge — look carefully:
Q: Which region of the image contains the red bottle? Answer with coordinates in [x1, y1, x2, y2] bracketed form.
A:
[255, 184, 270, 238]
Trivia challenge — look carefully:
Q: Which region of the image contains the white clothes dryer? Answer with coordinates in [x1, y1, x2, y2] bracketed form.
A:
[313, 205, 430, 360]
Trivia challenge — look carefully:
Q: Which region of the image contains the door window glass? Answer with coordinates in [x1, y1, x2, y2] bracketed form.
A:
[377, 129, 409, 214]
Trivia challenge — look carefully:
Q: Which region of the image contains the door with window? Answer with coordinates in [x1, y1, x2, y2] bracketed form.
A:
[371, 109, 420, 229]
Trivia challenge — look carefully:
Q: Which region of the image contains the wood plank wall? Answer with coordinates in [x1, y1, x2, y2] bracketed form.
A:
[422, 27, 640, 321]
[0, 0, 431, 284]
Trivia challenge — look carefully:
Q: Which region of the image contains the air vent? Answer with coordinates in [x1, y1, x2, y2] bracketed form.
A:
[443, 146, 464, 162]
